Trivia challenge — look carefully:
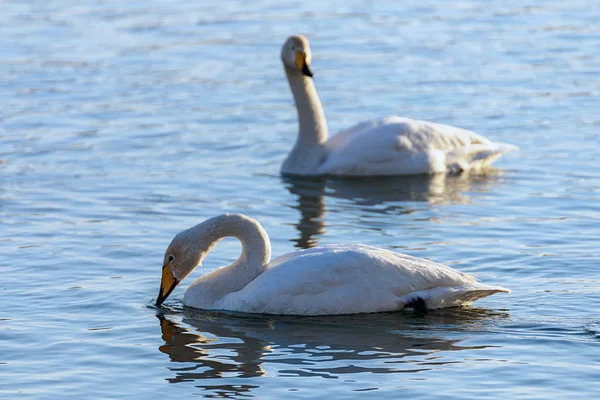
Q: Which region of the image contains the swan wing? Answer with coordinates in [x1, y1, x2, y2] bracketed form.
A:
[319, 116, 516, 176]
[217, 244, 508, 315]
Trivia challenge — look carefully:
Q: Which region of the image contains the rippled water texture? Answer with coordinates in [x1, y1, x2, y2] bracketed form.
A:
[2, 0, 600, 398]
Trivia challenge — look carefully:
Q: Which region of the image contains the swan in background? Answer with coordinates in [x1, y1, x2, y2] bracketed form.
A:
[156, 213, 509, 315]
[280, 34, 517, 177]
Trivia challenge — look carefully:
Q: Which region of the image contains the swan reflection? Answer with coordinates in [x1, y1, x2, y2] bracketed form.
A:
[284, 172, 507, 248]
[157, 307, 508, 393]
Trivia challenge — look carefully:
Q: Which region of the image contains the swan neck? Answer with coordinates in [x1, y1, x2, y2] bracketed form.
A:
[190, 215, 271, 298]
[282, 67, 329, 175]
[286, 67, 328, 146]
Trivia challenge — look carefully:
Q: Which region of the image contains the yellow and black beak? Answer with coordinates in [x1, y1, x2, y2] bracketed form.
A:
[156, 262, 180, 307]
[294, 49, 313, 78]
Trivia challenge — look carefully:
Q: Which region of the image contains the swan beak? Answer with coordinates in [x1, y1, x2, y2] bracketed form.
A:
[156, 262, 179, 307]
[295, 50, 313, 78]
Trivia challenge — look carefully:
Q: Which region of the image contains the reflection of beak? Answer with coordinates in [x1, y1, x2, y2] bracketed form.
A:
[295, 49, 313, 78]
[156, 262, 180, 307]
[157, 314, 183, 343]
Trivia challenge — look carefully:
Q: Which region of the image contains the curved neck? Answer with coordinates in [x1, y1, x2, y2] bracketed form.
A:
[282, 67, 329, 175]
[185, 214, 271, 306]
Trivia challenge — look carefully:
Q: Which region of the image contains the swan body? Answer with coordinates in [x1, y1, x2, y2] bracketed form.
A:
[156, 214, 509, 315]
[280, 35, 517, 177]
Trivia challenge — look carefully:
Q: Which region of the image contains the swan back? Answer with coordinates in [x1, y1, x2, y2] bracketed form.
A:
[216, 244, 509, 315]
[319, 116, 517, 176]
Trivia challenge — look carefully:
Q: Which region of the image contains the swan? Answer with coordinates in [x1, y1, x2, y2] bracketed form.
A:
[280, 34, 517, 176]
[156, 214, 509, 315]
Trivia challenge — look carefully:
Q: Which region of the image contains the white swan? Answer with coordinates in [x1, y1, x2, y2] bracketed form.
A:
[156, 214, 509, 315]
[280, 35, 517, 177]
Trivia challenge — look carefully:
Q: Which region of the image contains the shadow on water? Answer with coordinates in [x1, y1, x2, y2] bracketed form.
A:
[157, 307, 509, 396]
[283, 172, 508, 248]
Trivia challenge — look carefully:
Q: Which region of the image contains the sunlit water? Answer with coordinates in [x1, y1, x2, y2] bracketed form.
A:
[2, 0, 600, 398]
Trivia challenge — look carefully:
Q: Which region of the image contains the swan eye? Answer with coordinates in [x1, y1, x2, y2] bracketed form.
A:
[168, 255, 174, 263]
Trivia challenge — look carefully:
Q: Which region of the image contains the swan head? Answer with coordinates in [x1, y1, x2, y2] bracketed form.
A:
[156, 228, 207, 307]
[281, 34, 313, 77]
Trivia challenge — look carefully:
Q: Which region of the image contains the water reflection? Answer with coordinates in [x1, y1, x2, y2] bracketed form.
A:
[284, 172, 507, 248]
[157, 308, 508, 393]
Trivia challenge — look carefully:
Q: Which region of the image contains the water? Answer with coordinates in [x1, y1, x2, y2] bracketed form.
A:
[2, 0, 600, 398]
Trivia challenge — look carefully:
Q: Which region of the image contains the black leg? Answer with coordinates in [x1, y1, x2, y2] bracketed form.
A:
[404, 297, 428, 314]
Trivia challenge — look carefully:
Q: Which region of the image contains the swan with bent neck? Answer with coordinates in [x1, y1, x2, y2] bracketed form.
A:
[280, 34, 517, 177]
[156, 214, 509, 315]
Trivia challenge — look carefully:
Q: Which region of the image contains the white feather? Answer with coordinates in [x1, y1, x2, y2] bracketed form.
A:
[216, 244, 509, 315]
[320, 117, 516, 176]
[160, 214, 510, 316]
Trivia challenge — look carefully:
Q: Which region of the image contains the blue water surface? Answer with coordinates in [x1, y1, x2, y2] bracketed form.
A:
[1, 0, 600, 398]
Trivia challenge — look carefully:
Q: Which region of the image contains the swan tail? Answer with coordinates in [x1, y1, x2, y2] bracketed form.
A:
[447, 141, 518, 172]
[402, 283, 510, 310]
[493, 141, 519, 154]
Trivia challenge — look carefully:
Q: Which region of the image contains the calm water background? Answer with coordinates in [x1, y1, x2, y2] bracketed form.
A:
[2, 0, 600, 398]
